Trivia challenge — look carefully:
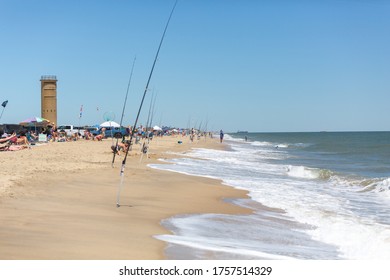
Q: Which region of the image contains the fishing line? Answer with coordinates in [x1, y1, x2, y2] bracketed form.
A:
[116, 0, 178, 207]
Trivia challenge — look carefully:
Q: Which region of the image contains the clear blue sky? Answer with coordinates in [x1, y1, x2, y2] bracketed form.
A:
[0, 0, 389, 132]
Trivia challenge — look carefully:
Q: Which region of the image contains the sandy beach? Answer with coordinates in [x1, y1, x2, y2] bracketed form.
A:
[0, 136, 250, 260]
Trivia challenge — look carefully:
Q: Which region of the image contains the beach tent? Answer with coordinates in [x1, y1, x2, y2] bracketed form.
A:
[100, 121, 120, 128]
[153, 125, 162, 131]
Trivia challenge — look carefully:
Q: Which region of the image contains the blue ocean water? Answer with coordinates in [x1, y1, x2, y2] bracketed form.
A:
[149, 132, 390, 260]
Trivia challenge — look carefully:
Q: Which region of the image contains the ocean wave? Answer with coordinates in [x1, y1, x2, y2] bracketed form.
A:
[223, 134, 239, 141]
[286, 165, 333, 180]
[372, 178, 390, 193]
[251, 141, 274, 147]
[358, 178, 390, 195]
[274, 144, 289, 149]
[286, 165, 390, 197]
[251, 141, 313, 150]
[227, 134, 314, 153]
[326, 174, 390, 195]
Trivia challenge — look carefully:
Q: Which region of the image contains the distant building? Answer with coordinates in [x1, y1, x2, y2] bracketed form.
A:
[40, 75, 57, 125]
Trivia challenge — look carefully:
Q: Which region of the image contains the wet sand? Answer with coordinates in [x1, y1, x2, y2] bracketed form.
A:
[0, 136, 250, 259]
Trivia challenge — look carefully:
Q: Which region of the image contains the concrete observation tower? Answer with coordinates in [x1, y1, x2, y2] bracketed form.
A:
[40, 75, 58, 125]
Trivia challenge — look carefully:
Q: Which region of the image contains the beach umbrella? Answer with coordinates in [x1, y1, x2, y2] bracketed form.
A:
[20, 116, 50, 133]
[20, 116, 50, 126]
[153, 125, 162, 131]
[100, 121, 120, 128]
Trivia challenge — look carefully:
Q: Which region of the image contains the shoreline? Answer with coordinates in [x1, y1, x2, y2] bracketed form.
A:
[0, 136, 251, 259]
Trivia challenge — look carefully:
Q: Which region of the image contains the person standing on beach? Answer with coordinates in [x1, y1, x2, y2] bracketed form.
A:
[220, 129, 224, 143]
[190, 128, 195, 142]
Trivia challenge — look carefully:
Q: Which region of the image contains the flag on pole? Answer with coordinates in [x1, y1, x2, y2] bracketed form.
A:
[1, 100, 8, 108]
[79, 105, 83, 118]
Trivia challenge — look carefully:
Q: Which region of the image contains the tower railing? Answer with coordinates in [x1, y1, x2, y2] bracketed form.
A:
[40, 75, 57, 81]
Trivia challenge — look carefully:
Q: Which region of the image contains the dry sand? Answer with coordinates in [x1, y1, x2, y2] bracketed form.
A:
[0, 136, 250, 259]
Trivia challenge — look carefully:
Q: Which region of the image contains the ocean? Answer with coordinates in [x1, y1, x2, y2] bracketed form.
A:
[149, 132, 390, 260]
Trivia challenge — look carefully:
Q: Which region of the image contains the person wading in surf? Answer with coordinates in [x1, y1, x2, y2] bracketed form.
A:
[220, 129, 224, 143]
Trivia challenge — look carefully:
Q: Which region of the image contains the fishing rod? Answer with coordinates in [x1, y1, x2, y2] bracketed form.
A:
[140, 90, 155, 157]
[139, 91, 158, 166]
[145, 92, 158, 155]
[158, 112, 163, 129]
[150, 92, 158, 129]
[112, 56, 137, 167]
[145, 89, 155, 133]
[197, 120, 203, 141]
[203, 116, 209, 140]
[186, 115, 191, 131]
[116, 0, 178, 207]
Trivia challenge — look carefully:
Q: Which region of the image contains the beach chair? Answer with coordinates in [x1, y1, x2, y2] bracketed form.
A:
[38, 133, 48, 142]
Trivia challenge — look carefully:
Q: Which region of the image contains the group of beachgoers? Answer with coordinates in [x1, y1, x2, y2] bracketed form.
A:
[0, 130, 30, 151]
[1, 123, 223, 153]
[41, 125, 107, 142]
[0, 126, 107, 152]
[188, 128, 214, 143]
[0, 124, 155, 153]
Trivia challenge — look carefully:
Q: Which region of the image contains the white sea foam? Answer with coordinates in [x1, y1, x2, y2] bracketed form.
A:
[251, 141, 274, 147]
[156, 234, 296, 260]
[286, 165, 334, 180]
[276, 143, 289, 148]
[286, 165, 319, 179]
[151, 136, 390, 260]
[370, 178, 390, 194]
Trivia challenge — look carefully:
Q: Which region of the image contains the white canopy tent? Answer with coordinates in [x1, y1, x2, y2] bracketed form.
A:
[100, 121, 120, 128]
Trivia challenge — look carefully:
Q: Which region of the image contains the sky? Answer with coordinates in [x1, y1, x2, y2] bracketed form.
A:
[0, 0, 389, 132]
